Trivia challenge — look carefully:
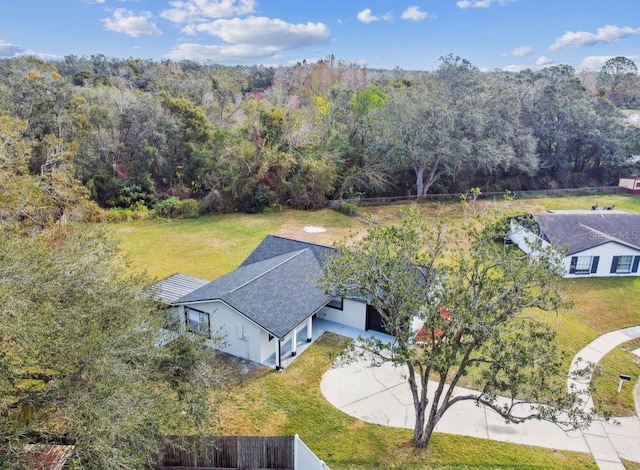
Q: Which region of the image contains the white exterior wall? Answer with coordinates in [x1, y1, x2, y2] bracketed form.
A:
[509, 222, 640, 278]
[184, 300, 265, 363]
[317, 298, 366, 330]
[564, 242, 640, 278]
[507, 220, 551, 255]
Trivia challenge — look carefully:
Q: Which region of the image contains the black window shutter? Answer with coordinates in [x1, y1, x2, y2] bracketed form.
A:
[591, 256, 599, 273]
[610, 256, 619, 274]
[569, 256, 578, 274]
[632, 256, 640, 273]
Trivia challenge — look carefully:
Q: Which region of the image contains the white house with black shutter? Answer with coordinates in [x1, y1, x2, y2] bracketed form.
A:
[507, 212, 640, 278]
[153, 236, 389, 369]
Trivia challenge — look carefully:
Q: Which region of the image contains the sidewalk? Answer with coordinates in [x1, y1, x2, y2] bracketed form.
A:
[320, 326, 640, 469]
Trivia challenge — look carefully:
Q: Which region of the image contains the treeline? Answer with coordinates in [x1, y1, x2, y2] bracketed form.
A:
[1, 54, 639, 216]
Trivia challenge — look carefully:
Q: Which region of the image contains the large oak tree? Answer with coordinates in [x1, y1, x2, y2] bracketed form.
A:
[320, 206, 594, 448]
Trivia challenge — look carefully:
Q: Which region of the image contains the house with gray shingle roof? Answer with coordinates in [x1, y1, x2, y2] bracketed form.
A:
[154, 236, 380, 369]
[507, 212, 640, 278]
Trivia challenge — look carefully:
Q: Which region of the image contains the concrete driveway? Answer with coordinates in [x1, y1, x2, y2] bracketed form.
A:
[320, 326, 640, 469]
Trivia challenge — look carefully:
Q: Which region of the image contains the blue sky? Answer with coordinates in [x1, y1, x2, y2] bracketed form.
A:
[1, 0, 639, 72]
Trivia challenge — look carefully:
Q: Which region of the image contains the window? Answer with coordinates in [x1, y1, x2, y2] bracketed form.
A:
[610, 255, 638, 274]
[327, 297, 343, 310]
[569, 256, 599, 275]
[186, 308, 210, 337]
[166, 309, 182, 331]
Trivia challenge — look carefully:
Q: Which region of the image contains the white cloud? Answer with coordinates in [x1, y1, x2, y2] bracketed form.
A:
[356, 9, 393, 23]
[168, 16, 330, 62]
[102, 8, 162, 37]
[161, 0, 256, 23]
[166, 43, 279, 61]
[457, 0, 516, 9]
[549, 25, 640, 51]
[401, 6, 434, 21]
[502, 64, 527, 72]
[0, 40, 27, 57]
[504, 45, 533, 57]
[184, 17, 330, 47]
[580, 55, 614, 71]
[535, 56, 553, 66]
[0, 40, 62, 60]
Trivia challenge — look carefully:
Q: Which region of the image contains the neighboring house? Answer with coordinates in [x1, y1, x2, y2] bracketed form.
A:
[155, 236, 385, 369]
[507, 212, 640, 278]
[618, 176, 640, 194]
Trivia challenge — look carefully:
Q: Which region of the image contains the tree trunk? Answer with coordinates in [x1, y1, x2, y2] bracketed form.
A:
[422, 155, 444, 196]
[407, 362, 429, 446]
[415, 375, 448, 447]
[415, 164, 425, 197]
[417, 416, 438, 448]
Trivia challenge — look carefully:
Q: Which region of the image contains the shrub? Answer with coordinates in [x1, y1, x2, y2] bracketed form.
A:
[154, 197, 201, 219]
[236, 184, 275, 214]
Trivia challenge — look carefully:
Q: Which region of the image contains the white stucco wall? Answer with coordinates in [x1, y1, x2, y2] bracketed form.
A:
[563, 242, 640, 278]
[182, 300, 265, 363]
[317, 298, 366, 330]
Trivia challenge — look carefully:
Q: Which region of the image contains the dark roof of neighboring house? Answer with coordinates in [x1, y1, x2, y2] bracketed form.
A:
[177, 245, 332, 338]
[535, 213, 640, 255]
[240, 234, 335, 268]
[152, 273, 209, 304]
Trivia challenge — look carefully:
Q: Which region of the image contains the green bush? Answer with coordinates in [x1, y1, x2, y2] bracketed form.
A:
[154, 197, 201, 219]
[102, 207, 149, 222]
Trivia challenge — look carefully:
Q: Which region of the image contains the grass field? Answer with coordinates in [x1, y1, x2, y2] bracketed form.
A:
[114, 208, 367, 280]
[113, 193, 640, 469]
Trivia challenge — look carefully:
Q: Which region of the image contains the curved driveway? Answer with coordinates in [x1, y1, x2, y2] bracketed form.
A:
[320, 326, 640, 469]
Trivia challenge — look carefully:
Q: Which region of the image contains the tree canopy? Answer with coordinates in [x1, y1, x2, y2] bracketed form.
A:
[320, 206, 594, 448]
[0, 226, 229, 468]
[0, 112, 229, 468]
[0, 54, 638, 212]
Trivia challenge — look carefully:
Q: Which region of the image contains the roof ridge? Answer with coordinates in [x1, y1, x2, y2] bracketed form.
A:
[265, 234, 334, 250]
[228, 249, 308, 294]
[578, 223, 638, 250]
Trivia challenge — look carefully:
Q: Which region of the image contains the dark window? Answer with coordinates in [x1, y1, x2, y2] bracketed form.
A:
[611, 255, 633, 274]
[186, 307, 211, 338]
[327, 297, 343, 310]
[166, 308, 182, 331]
[570, 256, 597, 274]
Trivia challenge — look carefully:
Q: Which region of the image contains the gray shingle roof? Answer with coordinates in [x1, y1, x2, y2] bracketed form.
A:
[536, 213, 640, 254]
[176, 247, 332, 338]
[152, 273, 209, 304]
[240, 235, 335, 268]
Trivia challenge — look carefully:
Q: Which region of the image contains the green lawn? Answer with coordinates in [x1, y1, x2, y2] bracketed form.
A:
[112, 208, 365, 280]
[112, 195, 640, 468]
[216, 333, 597, 470]
[591, 337, 640, 417]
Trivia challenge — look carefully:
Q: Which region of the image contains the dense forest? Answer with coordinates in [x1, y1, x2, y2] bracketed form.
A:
[1, 54, 639, 219]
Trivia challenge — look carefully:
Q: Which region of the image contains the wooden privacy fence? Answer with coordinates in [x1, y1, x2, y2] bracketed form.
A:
[157, 436, 295, 470]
